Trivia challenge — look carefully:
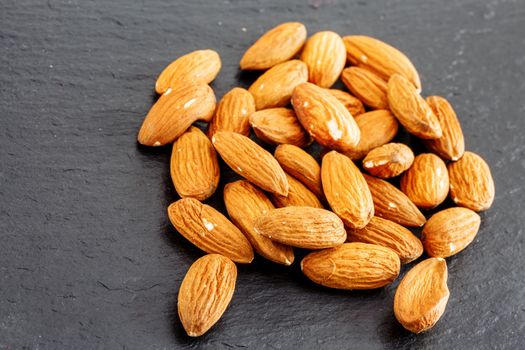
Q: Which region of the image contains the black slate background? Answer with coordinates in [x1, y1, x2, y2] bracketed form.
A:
[1, 0, 524, 349]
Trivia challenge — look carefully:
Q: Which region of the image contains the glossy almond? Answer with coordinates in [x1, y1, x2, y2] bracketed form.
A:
[363, 143, 414, 178]
[327, 89, 365, 116]
[271, 173, 323, 209]
[341, 67, 389, 109]
[249, 108, 310, 147]
[208, 87, 255, 137]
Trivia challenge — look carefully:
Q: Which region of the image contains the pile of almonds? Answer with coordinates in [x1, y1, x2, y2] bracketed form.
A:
[137, 22, 495, 337]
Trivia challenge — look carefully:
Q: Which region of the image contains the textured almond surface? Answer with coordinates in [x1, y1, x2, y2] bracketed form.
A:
[271, 173, 323, 208]
[249, 108, 310, 147]
[394, 258, 449, 333]
[170, 127, 219, 200]
[327, 88, 365, 116]
[178, 254, 236, 337]
[223, 181, 294, 265]
[448, 151, 495, 211]
[362, 143, 414, 178]
[341, 67, 389, 109]
[301, 242, 400, 290]
[208, 87, 255, 137]
[212, 131, 289, 196]
[254, 207, 346, 249]
[168, 198, 254, 263]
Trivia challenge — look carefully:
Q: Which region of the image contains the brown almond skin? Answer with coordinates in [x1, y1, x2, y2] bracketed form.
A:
[254, 207, 346, 249]
[138, 83, 216, 146]
[178, 254, 236, 337]
[341, 67, 389, 110]
[155, 50, 221, 94]
[322, 151, 374, 229]
[394, 258, 449, 333]
[249, 60, 308, 110]
[364, 174, 426, 227]
[249, 108, 311, 147]
[212, 131, 289, 196]
[448, 151, 495, 211]
[168, 198, 254, 264]
[400, 153, 449, 210]
[223, 181, 294, 265]
[327, 89, 365, 116]
[170, 127, 219, 201]
[421, 207, 480, 258]
[347, 216, 423, 264]
[300, 31, 346, 88]
[301, 242, 401, 290]
[387, 74, 442, 139]
[240, 22, 307, 70]
[292, 82, 361, 151]
[208, 87, 255, 137]
[424, 96, 465, 161]
[363, 143, 414, 178]
[271, 173, 323, 209]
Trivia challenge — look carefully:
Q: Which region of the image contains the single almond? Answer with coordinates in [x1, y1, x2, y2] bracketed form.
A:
[394, 258, 449, 333]
[271, 173, 323, 209]
[362, 143, 414, 178]
[208, 87, 255, 137]
[341, 67, 389, 109]
[327, 89, 365, 116]
[249, 108, 311, 147]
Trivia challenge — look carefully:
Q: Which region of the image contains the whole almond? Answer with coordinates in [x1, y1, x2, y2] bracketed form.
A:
[271, 173, 323, 208]
[400, 153, 449, 209]
[387, 74, 442, 139]
[170, 127, 219, 200]
[223, 180, 294, 265]
[421, 207, 480, 258]
[327, 89, 365, 116]
[448, 151, 495, 211]
[178, 254, 236, 337]
[155, 50, 221, 94]
[168, 198, 254, 264]
[208, 87, 255, 137]
[249, 108, 311, 147]
[394, 258, 449, 333]
[249, 60, 308, 110]
[301, 242, 400, 290]
[212, 131, 289, 196]
[341, 67, 389, 109]
[240, 22, 307, 70]
[363, 143, 414, 178]
[138, 84, 216, 146]
[254, 207, 346, 249]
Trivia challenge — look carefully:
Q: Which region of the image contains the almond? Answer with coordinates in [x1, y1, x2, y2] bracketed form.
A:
[138, 83, 216, 146]
[208, 87, 255, 137]
[292, 82, 360, 151]
[212, 131, 289, 196]
[254, 207, 346, 249]
[394, 258, 449, 333]
[327, 89, 365, 116]
[322, 151, 374, 228]
[387, 74, 442, 139]
[155, 50, 221, 94]
[341, 67, 389, 109]
[421, 207, 480, 258]
[301, 242, 400, 290]
[362, 143, 414, 178]
[223, 180, 294, 265]
[271, 173, 323, 208]
[249, 60, 308, 110]
[448, 151, 495, 211]
[178, 254, 236, 337]
[347, 216, 423, 264]
[240, 22, 307, 70]
[249, 108, 311, 147]
[400, 153, 449, 209]
[170, 127, 219, 200]
[168, 198, 254, 263]
[300, 31, 346, 88]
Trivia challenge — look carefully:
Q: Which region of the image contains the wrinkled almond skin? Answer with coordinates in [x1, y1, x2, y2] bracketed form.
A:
[271, 173, 323, 209]
[212, 131, 289, 196]
[343, 35, 421, 90]
[327, 89, 365, 116]
[170, 127, 219, 201]
[292, 82, 361, 151]
[155, 50, 221, 94]
[300, 31, 346, 88]
[448, 151, 495, 211]
[387, 74, 442, 139]
[254, 207, 346, 249]
[301, 242, 401, 290]
[168, 198, 254, 264]
[363, 143, 414, 178]
[249, 60, 308, 110]
[138, 84, 216, 146]
[421, 207, 480, 258]
[394, 258, 449, 333]
[341, 67, 389, 109]
[208, 87, 255, 137]
[400, 153, 449, 210]
[240, 22, 307, 70]
[249, 108, 311, 147]
[322, 151, 374, 229]
[364, 174, 426, 227]
[223, 181, 294, 265]
[424, 96, 465, 161]
[347, 216, 423, 264]
[178, 254, 236, 337]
